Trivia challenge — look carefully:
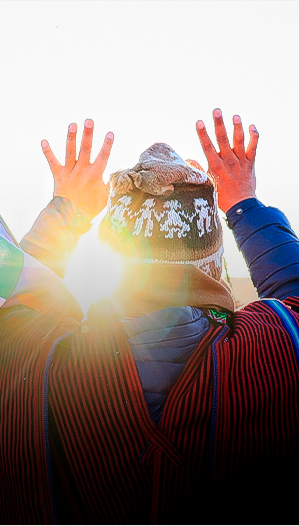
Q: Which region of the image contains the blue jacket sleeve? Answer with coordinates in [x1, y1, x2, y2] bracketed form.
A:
[226, 198, 299, 300]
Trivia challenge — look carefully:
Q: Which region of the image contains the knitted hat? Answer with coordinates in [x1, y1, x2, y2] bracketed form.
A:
[98, 143, 223, 281]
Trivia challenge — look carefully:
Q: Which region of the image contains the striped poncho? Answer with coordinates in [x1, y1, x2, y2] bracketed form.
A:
[0, 292, 298, 524]
[1, 198, 299, 524]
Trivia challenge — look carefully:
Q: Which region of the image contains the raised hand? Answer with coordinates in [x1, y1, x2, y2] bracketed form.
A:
[41, 120, 114, 220]
[196, 109, 259, 214]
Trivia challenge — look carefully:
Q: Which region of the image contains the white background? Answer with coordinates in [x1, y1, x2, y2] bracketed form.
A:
[0, 1, 298, 308]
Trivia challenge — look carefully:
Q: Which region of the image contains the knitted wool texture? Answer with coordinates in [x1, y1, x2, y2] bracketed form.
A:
[98, 143, 223, 281]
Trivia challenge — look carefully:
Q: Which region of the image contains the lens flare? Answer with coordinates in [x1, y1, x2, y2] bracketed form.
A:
[64, 231, 123, 317]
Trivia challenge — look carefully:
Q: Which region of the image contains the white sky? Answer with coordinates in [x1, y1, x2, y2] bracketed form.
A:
[0, 0, 298, 309]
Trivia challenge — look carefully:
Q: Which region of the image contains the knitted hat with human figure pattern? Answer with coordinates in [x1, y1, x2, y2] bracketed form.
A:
[98, 143, 223, 281]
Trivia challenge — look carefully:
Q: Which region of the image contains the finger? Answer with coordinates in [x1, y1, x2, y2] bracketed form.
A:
[92, 131, 114, 177]
[232, 115, 245, 158]
[78, 119, 94, 164]
[196, 120, 220, 166]
[213, 108, 232, 154]
[41, 140, 61, 174]
[246, 125, 259, 163]
[65, 122, 77, 169]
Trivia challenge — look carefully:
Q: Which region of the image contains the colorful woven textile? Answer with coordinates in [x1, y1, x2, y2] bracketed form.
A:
[0, 217, 23, 306]
[1, 296, 298, 524]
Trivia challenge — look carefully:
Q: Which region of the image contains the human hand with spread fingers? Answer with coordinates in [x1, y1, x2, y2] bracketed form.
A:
[41, 119, 114, 221]
[196, 108, 259, 214]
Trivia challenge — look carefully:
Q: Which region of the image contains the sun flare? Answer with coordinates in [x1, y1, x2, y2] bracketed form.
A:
[63, 228, 124, 317]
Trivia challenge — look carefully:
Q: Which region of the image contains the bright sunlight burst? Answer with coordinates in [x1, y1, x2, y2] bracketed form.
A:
[63, 224, 124, 317]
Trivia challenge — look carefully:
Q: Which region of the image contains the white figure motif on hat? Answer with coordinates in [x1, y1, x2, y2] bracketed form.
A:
[132, 199, 156, 237]
[194, 198, 214, 238]
[110, 196, 132, 230]
[159, 200, 191, 239]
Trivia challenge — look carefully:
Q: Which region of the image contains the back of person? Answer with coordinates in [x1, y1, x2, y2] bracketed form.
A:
[47, 298, 299, 525]
[1, 109, 299, 524]
[1, 285, 298, 525]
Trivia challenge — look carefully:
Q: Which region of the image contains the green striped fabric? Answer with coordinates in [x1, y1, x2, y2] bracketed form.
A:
[0, 232, 24, 305]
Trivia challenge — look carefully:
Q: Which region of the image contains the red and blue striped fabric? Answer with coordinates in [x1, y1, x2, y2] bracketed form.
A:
[0, 296, 298, 524]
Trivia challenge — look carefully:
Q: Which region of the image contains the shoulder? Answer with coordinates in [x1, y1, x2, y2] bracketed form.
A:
[225, 297, 299, 358]
[233, 297, 299, 324]
[0, 302, 79, 346]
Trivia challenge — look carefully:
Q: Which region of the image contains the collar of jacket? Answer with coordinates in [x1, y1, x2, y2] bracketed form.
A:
[108, 262, 235, 317]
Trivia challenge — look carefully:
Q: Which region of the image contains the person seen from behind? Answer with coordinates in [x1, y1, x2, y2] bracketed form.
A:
[0, 109, 298, 525]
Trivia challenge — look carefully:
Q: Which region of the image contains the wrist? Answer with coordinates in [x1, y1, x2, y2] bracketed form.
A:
[219, 193, 256, 214]
[50, 196, 93, 230]
[53, 194, 95, 222]
[225, 198, 263, 230]
[226, 197, 259, 216]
